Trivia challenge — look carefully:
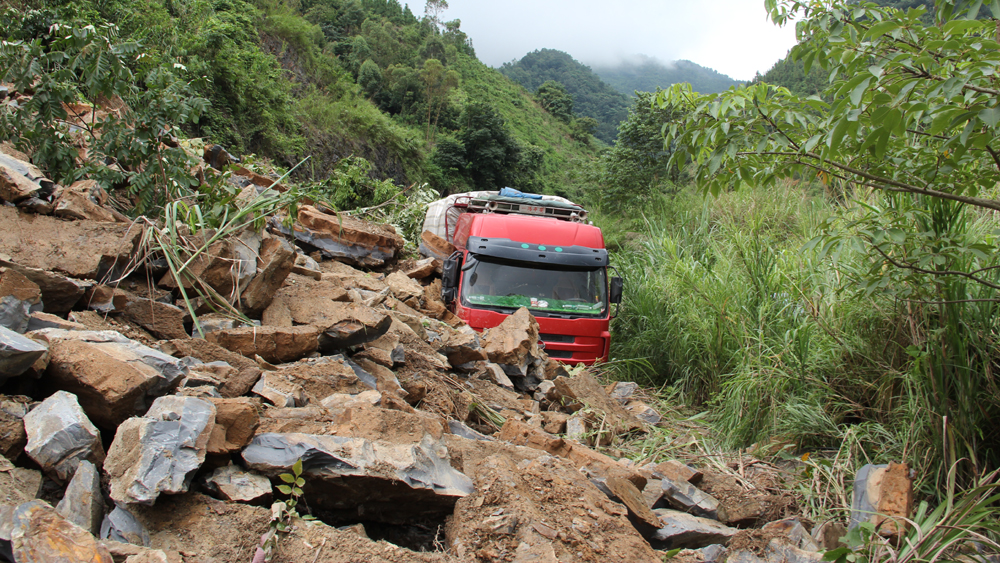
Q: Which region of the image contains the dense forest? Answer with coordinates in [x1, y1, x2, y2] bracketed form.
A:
[592, 56, 741, 97]
[498, 49, 630, 144]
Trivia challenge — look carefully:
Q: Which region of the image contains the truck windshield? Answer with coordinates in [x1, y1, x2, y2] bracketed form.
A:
[460, 255, 607, 317]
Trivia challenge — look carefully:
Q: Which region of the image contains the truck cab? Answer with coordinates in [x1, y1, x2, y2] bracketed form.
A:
[430, 192, 622, 365]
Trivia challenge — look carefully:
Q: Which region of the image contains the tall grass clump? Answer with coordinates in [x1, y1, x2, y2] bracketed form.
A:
[608, 181, 1000, 487]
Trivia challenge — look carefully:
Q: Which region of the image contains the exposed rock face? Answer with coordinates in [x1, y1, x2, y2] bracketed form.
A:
[24, 391, 105, 482]
[56, 460, 104, 535]
[104, 396, 216, 505]
[0, 268, 41, 333]
[123, 299, 190, 341]
[242, 432, 473, 524]
[497, 419, 646, 489]
[0, 207, 138, 280]
[0, 254, 90, 314]
[0, 325, 47, 380]
[275, 206, 404, 267]
[10, 500, 113, 563]
[205, 325, 321, 364]
[240, 237, 296, 317]
[158, 338, 262, 398]
[648, 509, 738, 549]
[34, 330, 186, 429]
[206, 397, 259, 454]
[260, 274, 350, 327]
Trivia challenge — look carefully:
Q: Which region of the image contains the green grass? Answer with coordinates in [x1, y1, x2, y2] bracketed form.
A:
[604, 181, 1000, 492]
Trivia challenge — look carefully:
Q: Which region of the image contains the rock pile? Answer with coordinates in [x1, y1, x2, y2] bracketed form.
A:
[0, 138, 880, 562]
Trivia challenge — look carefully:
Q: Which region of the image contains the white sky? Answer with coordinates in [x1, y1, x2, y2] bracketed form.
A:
[431, 0, 799, 81]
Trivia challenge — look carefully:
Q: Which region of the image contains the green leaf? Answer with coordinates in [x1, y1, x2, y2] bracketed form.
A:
[979, 107, 1000, 127]
[292, 459, 303, 476]
[279, 473, 295, 484]
[277, 485, 293, 495]
[866, 20, 901, 39]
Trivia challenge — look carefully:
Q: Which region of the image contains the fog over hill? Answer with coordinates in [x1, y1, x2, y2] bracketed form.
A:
[590, 55, 743, 96]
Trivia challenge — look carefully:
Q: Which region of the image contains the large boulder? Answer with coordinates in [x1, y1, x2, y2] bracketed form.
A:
[104, 396, 216, 505]
[33, 330, 186, 429]
[24, 391, 105, 482]
[0, 208, 138, 280]
[273, 205, 404, 267]
[648, 509, 739, 550]
[242, 432, 472, 524]
[240, 237, 296, 317]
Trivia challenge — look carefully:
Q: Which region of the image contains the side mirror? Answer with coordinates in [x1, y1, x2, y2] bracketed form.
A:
[441, 252, 462, 304]
[609, 277, 623, 304]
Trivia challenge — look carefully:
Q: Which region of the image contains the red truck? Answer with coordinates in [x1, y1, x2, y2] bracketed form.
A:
[423, 191, 622, 365]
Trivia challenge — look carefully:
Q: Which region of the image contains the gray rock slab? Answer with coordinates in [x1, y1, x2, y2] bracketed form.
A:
[101, 505, 150, 547]
[726, 540, 824, 563]
[104, 396, 216, 505]
[649, 509, 738, 549]
[56, 460, 104, 535]
[659, 476, 727, 521]
[448, 420, 495, 442]
[242, 432, 473, 524]
[24, 391, 104, 482]
[0, 325, 46, 380]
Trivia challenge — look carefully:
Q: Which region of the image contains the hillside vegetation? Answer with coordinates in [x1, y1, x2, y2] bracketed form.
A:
[592, 55, 742, 96]
[1, 0, 601, 199]
[499, 49, 630, 144]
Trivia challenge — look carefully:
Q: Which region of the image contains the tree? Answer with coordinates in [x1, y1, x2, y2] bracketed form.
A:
[657, 0, 1000, 481]
[594, 90, 677, 211]
[358, 58, 383, 98]
[535, 80, 574, 122]
[423, 0, 448, 30]
[458, 102, 527, 189]
[420, 58, 459, 142]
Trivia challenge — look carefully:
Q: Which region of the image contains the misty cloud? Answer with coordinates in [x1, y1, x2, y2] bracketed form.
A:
[439, 0, 797, 80]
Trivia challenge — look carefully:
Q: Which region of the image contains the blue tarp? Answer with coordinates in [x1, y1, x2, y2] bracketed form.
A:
[499, 187, 543, 200]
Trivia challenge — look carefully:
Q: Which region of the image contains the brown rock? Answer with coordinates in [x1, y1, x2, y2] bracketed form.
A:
[206, 397, 259, 454]
[157, 239, 252, 303]
[554, 371, 645, 433]
[319, 260, 388, 292]
[0, 454, 41, 504]
[250, 372, 308, 407]
[123, 299, 190, 340]
[385, 271, 424, 302]
[540, 411, 568, 434]
[498, 419, 645, 489]
[260, 275, 350, 327]
[480, 307, 543, 375]
[10, 500, 113, 563]
[0, 164, 43, 203]
[240, 238, 296, 317]
[406, 257, 439, 279]
[0, 208, 138, 280]
[0, 257, 89, 314]
[284, 205, 405, 267]
[604, 476, 664, 536]
[205, 325, 321, 364]
[654, 460, 703, 485]
[36, 330, 185, 429]
[874, 462, 913, 539]
[82, 284, 133, 313]
[0, 268, 41, 332]
[158, 338, 261, 398]
[419, 229, 456, 261]
[53, 180, 117, 221]
[26, 311, 88, 332]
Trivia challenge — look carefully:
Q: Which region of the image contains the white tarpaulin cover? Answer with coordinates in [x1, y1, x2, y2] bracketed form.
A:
[422, 191, 578, 243]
